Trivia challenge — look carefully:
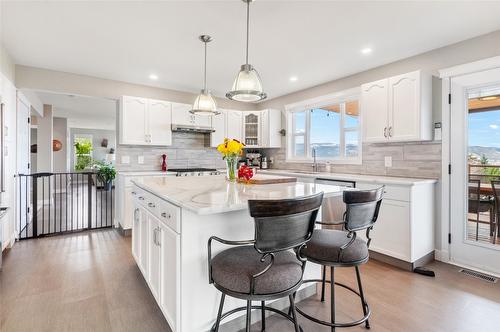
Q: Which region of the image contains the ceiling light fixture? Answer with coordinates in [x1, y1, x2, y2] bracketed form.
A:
[289, 76, 298, 82]
[226, 0, 266, 103]
[190, 35, 219, 116]
[149, 73, 159, 80]
[361, 48, 372, 55]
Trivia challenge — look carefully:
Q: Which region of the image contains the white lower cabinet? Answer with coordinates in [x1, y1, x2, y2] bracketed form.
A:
[148, 215, 161, 301]
[132, 192, 180, 331]
[159, 222, 180, 331]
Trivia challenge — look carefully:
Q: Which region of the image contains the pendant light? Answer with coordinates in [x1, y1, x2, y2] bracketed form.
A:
[226, 0, 267, 102]
[191, 35, 219, 116]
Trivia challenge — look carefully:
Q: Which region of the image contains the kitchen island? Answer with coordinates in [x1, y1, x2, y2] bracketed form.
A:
[130, 175, 348, 332]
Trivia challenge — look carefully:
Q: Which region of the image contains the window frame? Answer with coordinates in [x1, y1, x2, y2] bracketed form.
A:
[285, 87, 362, 164]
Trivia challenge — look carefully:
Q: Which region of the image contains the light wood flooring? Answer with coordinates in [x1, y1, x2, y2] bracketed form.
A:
[1, 229, 500, 332]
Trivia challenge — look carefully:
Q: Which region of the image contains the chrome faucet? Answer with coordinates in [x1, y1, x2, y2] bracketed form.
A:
[312, 148, 319, 172]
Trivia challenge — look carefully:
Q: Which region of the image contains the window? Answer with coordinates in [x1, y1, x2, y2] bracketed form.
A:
[286, 90, 361, 163]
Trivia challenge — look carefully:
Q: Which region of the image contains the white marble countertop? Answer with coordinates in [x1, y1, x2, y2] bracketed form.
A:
[259, 169, 437, 186]
[118, 170, 175, 176]
[132, 175, 348, 215]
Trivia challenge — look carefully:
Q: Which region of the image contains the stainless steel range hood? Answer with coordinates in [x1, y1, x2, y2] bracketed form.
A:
[171, 124, 215, 133]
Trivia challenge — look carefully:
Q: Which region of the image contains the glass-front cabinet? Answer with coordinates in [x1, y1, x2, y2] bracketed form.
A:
[243, 112, 261, 147]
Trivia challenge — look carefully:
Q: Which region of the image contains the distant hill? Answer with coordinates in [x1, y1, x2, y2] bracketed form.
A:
[469, 146, 500, 163]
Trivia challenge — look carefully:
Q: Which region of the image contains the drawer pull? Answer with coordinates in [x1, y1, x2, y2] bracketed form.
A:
[161, 212, 171, 219]
[148, 202, 156, 208]
[131, 191, 137, 195]
[138, 196, 145, 200]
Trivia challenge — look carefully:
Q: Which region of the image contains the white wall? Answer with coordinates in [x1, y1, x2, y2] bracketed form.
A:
[37, 105, 53, 172]
[53, 117, 68, 172]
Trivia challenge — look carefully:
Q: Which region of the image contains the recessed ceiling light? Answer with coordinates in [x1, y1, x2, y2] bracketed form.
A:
[149, 74, 159, 80]
[289, 76, 298, 82]
[361, 48, 372, 55]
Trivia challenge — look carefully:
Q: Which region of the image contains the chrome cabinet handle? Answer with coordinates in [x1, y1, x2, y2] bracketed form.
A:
[161, 212, 171, 219]
[388, 126, 393, 137]
[153, 228, 157, 246]
[156, 227, 161, 246]
[134, 208, 139, 222]
[148, 202, 156, 208]
[138, 196, 145, 201]
[131, 191, 137, 195]
[383, 127, 387, 138]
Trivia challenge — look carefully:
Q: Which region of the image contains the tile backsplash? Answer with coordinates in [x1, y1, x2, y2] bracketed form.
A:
[266, 141, 441, 179]
[116, 132, 226, 171]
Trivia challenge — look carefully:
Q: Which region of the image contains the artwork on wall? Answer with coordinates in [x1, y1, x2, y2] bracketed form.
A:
[31, 139, 63, 153]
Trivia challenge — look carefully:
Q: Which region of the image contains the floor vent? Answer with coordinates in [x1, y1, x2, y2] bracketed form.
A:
[459, 269, 498, 283]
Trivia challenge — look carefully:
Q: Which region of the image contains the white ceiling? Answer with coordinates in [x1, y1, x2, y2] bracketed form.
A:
[34, 91, 116, 130]
[3, 1, 500, 101]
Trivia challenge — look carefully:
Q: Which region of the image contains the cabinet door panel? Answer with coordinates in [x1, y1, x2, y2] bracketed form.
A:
[148, 99, 172, 146]
[160, 224, 180, 331]
[171, 103, 193, 126]
[194, 114, 211, 127]
[369, 200, 411, 261]
[210, 110, 226, 147]
[121, 96, 147, 144]
[226, 110, 243, 142]
[132, 206, 141, 262]
[389, 71, 420, 141]
[139, 208, 149, 276]
[243, 112, 261, 147]
[148, 216, 161, 301]
[361, 79, 388, 143]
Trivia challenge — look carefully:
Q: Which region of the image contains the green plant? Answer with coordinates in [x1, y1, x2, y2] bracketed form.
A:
[96, 162, 116, 184]
[74, 139, 93, 171]
[480, 154, 489, 165]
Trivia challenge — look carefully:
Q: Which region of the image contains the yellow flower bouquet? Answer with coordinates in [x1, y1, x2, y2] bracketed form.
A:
[217, 138, 245, 181]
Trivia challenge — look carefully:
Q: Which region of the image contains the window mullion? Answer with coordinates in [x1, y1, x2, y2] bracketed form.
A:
[340, 103, 346, 158]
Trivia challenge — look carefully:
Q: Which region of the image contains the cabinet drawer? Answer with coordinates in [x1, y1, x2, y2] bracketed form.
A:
[158, 200, 181, 233]
[356, 182, 410, 202]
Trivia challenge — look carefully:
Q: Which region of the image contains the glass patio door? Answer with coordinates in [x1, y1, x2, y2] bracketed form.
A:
[450, 68, 500, 275]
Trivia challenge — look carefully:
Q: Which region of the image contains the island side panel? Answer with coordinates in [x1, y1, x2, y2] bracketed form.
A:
[179, 208, 320, 332]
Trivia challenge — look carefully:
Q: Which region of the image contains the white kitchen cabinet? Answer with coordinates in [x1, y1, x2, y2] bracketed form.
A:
[259, 109, 282, 148]
[139, 206, 149, 276]
[361, 70, 432, 143]
[226, 110, 243, 142]
[120, 96, 148, 145]
[148, 214, 161, 302]
[159, 221, 180, 331]
[242, 111, 261, 147]
[210, 109, 244, 147]
[120, 96, 172, 146]
[148, 99, 172, 145]
[132, 206, 141, 262]
[361, 79, 389, 142]
[210, 110, 226, 147]
[171, 102, 212, 128]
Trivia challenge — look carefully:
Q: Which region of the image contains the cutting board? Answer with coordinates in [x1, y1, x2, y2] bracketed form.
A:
[239, 174, 297, 185]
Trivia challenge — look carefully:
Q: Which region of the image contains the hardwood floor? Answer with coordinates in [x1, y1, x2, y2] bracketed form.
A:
[1, 229, 500, 332]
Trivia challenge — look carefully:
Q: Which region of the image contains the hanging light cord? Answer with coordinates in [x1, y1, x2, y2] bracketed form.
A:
[203, 40, 207, 91]
[245, 0, 250, 65]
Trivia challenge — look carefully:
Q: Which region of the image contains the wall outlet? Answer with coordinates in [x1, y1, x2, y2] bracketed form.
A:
[384, 156, 392, 167]
[138, 156, 144, 164]
[121, 155, 130, 164]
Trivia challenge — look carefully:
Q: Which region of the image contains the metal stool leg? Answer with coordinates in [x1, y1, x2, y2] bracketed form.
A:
[289, 294, 301, 332]
[213, 294, 225, 332]
[330, 266, 335, 332]
[246, 300, 252, 332]
[355, 266, 370, 329]
[261, 301, 266, 331]
[321, 265, 326, 302]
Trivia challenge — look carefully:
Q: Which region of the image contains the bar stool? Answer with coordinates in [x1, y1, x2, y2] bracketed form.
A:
[295, 187, 384, 331]
[207, 192, 324, 332]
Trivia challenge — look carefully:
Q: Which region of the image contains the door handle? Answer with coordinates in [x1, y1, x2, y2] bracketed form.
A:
[388, 126, 393, 137]
[156, 227, 161, 246]
[383, 127, 387, 138]
[153, 228, 157, 245]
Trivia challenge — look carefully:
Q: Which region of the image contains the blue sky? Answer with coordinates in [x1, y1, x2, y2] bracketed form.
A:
[468, 109, 500, 147]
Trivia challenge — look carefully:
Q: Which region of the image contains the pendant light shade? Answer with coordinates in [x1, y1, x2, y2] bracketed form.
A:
[226, 0, 267, 102]
[191, 35, 219, 116]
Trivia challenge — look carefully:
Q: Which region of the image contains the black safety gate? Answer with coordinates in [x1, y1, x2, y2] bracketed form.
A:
[17, 172, 114, 240]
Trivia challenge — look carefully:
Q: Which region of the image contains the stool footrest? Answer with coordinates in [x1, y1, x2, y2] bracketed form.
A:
[211, 305, 304, 332]
[295, 279, 371, 328]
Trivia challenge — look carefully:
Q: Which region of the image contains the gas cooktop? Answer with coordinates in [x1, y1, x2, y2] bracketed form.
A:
[168, 168, 217, 172]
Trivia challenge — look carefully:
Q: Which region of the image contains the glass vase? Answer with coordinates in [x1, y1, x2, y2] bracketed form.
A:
[226, 157, 239, 182]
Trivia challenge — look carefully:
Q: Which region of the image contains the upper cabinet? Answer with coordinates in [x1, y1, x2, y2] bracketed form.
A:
[260, 109, 282, 148]
[361, 70, 432, 143]
[226, 110, 243, 143]
[171, 102, 211, 128]
[120, 96, 172, 146]
[242, 111, 261, 147]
